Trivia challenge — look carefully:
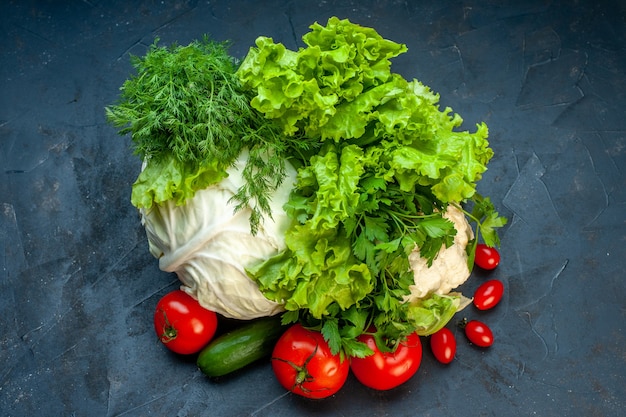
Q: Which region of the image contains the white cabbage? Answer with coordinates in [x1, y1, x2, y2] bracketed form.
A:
[405, 205, 474, 305]
[140, 151, 295, 319]
[140, 150, 473, 319]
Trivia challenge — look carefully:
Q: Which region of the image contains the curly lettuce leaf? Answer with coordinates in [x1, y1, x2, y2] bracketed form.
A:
[238, 28, 493, 204]
[131, 157, 226, 209]
[247, 227, 373, 319]
[247, 143, 373, 318]
[407, 293, 461, 336]
[365, 79, 493, 203]
[237, 16, 407, 139]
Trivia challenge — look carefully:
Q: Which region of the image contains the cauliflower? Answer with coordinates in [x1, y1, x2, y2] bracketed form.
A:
[405, 205, 474, 304]
[140, 151, 296, 319]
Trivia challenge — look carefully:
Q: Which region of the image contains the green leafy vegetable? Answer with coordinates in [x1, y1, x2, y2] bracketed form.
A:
[247, 143, 375, 320]
[240, 17, 506, 356]
[105, 36, 315, 232]
[237, 18, 408, 139]
[406, 293, 461, 335]
[109, 18, 507, 358]
[237, 18, 493, 205]
[129, 153, 226, 209]
[458, 195, 508, 270]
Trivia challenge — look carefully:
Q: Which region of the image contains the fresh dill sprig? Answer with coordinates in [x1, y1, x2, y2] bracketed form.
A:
[106, 36, 314, 233]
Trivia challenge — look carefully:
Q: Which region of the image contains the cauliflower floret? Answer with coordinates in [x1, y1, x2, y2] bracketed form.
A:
[140, 151, 295, 319]
[404, 205, 474, 303]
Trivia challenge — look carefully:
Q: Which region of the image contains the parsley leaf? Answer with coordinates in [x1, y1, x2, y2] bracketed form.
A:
[458, 194, 508, 269]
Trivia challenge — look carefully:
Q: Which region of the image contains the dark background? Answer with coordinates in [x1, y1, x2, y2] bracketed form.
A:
[1, 1, 625, 416]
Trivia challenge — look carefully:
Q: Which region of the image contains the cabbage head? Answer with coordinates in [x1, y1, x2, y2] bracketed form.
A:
[140, 151, 296, 319]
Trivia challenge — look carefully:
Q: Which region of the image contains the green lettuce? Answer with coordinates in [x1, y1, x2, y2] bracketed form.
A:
[407, 293, 461, 336]
[237, 18, 493, 205]
[130, 156, 227, 209]
[240, 17, 503, 356]
[237, 16, 407, 139]
[247, 143, 373, 318]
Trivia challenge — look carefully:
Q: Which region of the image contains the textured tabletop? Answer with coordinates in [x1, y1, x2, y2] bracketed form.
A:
[1, 1, 625, 416]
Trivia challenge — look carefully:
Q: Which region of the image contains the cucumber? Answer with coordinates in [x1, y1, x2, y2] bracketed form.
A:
[197, 315, 285, 377]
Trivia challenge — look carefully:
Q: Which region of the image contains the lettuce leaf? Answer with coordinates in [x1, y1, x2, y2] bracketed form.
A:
[131, 157, 227, 209]
[237, 16, 407, 139]
[247, 143, 373, 318]
[407, 293, 461, 336]
[247, 228, 373, 319]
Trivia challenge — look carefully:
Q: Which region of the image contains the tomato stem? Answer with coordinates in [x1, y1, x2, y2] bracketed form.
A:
[272, 341, 320, 393]
[159, 310, 178, 343]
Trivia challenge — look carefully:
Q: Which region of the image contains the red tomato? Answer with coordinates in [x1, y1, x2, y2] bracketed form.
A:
[463, 320, 494, 347]
[430, 328, 456, 364]
[153, 290, 218, 355]
[350, 332, 422, 390]
[473, 279, 504, 310]
[474, 244, 500, 270]
[271, 324, 349, 399]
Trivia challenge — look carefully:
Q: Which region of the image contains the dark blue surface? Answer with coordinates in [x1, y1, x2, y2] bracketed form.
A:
[1, 1, 625, 416]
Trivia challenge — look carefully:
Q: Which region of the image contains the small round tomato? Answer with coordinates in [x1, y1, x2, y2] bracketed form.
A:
[271, 324, 349, 399]
[153, 290, 218, 355]
[350, 332, 422, 391]
[430, 328, 456, 364]
[474, 244, 501, 270]
[463, 320, 494, 347]
[473, 279, 504, 310]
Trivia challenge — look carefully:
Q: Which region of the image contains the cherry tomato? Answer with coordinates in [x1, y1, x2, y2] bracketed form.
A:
[474, 244, 500, 270]
[430, 328, 456, 364]
[153, 290, 218, 355]
[473, 279, 504, 310]
[350, 332, 422, 390]
[463, 320, 494, 347]
[271, 324, 349, 399]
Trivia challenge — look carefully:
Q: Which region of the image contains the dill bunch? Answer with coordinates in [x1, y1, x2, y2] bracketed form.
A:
[106, 36, 312, 232]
